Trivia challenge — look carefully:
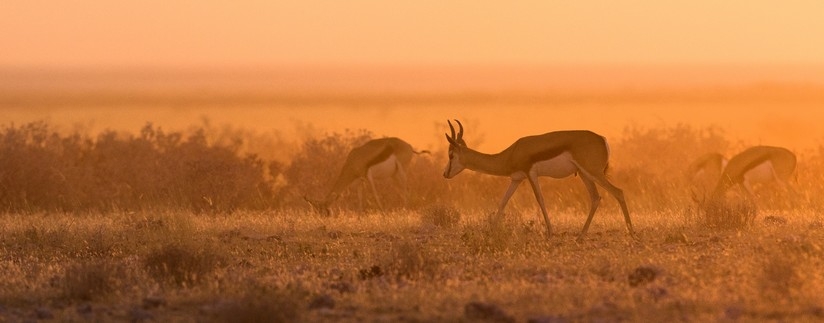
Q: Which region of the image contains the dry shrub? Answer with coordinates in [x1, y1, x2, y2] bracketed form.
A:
[419, 204, 461, 228]
[143, 240, 227, 287]
[386, 240, 442, 278]
[461, 214, 529, 254]
[694, 197, 757, 230]
[61, 261, 116, 301]
[0, 121, 276, 213]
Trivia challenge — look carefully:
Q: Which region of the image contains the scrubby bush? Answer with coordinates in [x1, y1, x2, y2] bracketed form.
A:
[0, 122, 276, 213]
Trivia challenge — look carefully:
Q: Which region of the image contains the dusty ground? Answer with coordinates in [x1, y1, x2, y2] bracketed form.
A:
[1, 206, 823, 322]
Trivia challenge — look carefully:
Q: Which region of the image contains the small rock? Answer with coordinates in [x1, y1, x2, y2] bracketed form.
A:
[35, 307, 54, 320]
[76, 303, 93, 315]
[628, 266, 659, 287]
[359, 265, 383, 280]
[648, 287, 668, 301]
[764, 215, 787, 225]
[664, 233, 688, 244]
[143, 296, 166, 309]
[464, 302, 515, 323]
[725, 306, 744, 320]
[329, 281, 356, 294]
[308, 294, 335, 310]
[130, 307, 153, 322]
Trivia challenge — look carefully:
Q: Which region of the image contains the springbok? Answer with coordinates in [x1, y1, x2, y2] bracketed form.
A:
[687, 152, 728, 196]
[443, 120, 635, 240]
[710, 145, 796, 199]
[306, 137, 429, 215]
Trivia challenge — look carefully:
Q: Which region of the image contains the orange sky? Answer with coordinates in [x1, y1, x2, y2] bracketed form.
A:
[2, 1, 824, 68]
[3, 1, 824, 155]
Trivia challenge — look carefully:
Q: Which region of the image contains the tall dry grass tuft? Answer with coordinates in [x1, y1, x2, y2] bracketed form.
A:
[693, 197, 757, 230]
[419, 204, 461, 228]
[461, 213, 530, 254]
[61, 261, 117, 301]
[143, 240, 227, 287]
[386, 240, 443, 279]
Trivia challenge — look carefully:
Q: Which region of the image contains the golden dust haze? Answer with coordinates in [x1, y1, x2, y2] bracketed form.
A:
[2, 1, 824, 152]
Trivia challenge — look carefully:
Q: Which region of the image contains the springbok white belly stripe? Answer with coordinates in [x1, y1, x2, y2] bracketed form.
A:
[532, 151, 578, 179]
[743, 160, 777, 185]
[368, 155, 398, 179]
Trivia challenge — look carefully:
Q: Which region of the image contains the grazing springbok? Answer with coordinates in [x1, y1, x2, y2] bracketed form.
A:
[306, 137, 429, 215]
[710, 145, 797, 200]
[687, 152, 728, 196]
[442, 120, 635, 240]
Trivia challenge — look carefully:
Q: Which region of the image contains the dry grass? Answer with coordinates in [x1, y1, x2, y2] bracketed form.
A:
[2, 208, 822, 322]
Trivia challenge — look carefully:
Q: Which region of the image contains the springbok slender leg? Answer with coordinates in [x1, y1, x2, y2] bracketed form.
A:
[527, 173, 552, 238]
[573, 161, 635, 239]
[496, 179, 523, 216]
[394, 160, 409, 205]
[367, 172, 385, 210]
[578, 175, 601, 240]
[358, 181, 365, 211]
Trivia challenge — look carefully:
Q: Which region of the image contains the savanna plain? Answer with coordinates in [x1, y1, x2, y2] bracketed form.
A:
[3, 78, 824, 322]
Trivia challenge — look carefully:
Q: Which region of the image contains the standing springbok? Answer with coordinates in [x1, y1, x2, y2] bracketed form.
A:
[306, 137, 429, 215]
[710, 145, 796, 199]
[443, 120, 635, 240]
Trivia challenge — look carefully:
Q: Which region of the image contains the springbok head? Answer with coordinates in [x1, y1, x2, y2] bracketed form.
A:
[443, 119, 467, 178]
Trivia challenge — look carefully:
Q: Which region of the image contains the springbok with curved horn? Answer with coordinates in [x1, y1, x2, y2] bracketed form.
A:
[711, 145, 796, 199]
[306, 137, 429, 215]
[443, 120, 635, 240]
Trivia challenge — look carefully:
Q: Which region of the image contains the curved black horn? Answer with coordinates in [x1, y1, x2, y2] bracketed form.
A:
[448, 120, 456, 139]
[455, 119, 464, 141]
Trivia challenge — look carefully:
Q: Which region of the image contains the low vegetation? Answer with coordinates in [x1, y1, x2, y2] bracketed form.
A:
[1, 121, 823, 321]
